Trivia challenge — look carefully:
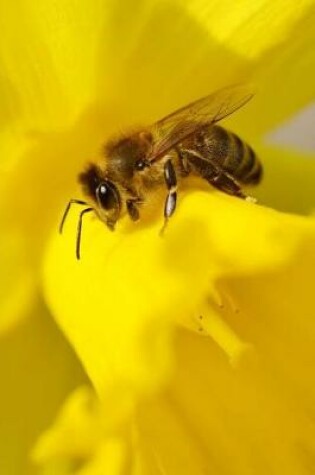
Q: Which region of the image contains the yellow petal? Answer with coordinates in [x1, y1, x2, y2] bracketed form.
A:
[77, 440, 126, 475]
[33, 386, 128, 475]
[136, 325, 315, 474]
[0, 0, 108, 129]
[0, 303, 86, 474]
[184, 0, 314, 60]
[1, 1, 315, 472]
[0, 231, 36, 332]
[1, 0, 314, 137]
[251, 145, 315, 215]
[99, 0, 315, 140]
[33, 387, 103, 468]
[43, 186, 315, 398]
[237, 27, 315, 139]
[35, 292, 315, 475]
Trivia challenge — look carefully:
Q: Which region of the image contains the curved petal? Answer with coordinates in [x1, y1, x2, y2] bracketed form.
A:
[235, 7, 315, 140]
[97, 0, 315, 139]
[43, 182, 315, 400]
[39, 196, 315, 474]
[135, 325, 315, 475]
[0, 0, 314, 137]
[0, 0, 108, 129]
[0, 300, 87, 474]
[250, 145, 315, 215]
[33, 386, 128, 475]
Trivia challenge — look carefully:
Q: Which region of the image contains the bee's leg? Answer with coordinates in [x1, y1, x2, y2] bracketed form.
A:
[210, 171, 256, 202]
[126, 199, 140, 221]
[209, 170, 248, 199]
[175, 147, 191, 176]
[161, 159, 177, 233]
[187, 153, 254, 201]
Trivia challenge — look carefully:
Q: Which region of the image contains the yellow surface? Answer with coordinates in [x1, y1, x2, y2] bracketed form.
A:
[0, 0, 315, 473]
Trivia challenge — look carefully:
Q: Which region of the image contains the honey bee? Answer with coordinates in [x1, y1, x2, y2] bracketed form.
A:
[60, 84, 262, 259]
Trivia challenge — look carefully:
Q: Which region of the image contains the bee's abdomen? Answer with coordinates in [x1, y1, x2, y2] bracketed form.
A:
[197, 126, 262, 185]
[229, 131, 262, 184]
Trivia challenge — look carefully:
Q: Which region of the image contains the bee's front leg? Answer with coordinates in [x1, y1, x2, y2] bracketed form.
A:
[161, 159, 177, 233]
[126, 198, 141, 221]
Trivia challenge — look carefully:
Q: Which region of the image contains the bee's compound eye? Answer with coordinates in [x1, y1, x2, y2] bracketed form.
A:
[135, 159, 149, 171]
[96, 181, 119, 211]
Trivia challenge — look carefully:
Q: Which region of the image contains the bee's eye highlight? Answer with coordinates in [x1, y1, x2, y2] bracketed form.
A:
[96, 182, 120, 211]
[99, 183, 107, 196]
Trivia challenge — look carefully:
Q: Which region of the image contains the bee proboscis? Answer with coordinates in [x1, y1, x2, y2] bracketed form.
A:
[60, 84, 262, 259]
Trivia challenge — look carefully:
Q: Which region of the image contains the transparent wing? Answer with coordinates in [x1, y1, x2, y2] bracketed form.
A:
[148, 84, 254, 163]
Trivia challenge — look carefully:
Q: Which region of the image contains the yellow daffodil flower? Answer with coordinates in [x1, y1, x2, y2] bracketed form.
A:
[1, 1, 315, 474]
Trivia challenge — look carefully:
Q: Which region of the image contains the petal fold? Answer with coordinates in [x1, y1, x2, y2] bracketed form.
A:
[43, 189, 315, 405]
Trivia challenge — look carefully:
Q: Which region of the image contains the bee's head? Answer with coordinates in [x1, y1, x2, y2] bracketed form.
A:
[79, 164, 121, 229]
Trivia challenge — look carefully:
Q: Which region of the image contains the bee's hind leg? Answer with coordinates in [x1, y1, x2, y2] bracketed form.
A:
[188, 153, 255, 202]
[209, 170, 248, 199]
[161, 159, 177, 234]
[210, 171, 257, 203]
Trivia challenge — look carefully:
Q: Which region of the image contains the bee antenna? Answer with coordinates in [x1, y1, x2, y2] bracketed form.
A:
[59, 199, 88, 234]
[76, 207, 94, 260]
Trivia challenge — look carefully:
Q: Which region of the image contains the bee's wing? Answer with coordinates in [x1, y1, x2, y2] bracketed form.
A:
[148, 84, 254, 163]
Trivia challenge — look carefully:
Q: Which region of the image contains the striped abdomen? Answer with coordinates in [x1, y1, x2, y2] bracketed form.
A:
[182, 125, 262, 185]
